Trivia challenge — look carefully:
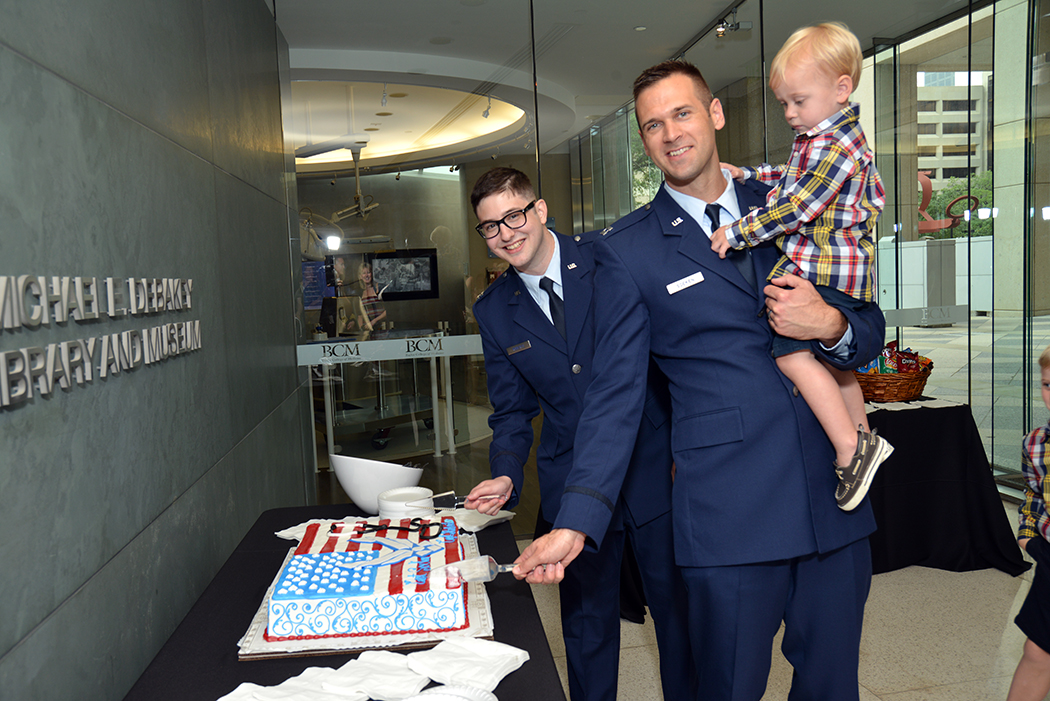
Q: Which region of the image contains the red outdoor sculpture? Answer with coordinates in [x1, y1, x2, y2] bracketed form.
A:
[917, 170, 979, 234]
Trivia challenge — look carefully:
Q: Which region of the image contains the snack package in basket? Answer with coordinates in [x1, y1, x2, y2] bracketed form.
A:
[856, 358, 879, 374]
[878, 343, 898, 374]
[897, 349, 921, 373]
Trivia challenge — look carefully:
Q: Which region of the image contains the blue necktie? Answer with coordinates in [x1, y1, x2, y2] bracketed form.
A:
[539, 277, 566, 339]
[706, 203, 757, 291]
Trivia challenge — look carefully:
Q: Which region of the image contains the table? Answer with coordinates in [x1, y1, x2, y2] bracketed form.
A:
[867, 402, 1030, 577]
[123, 505, 566, 701]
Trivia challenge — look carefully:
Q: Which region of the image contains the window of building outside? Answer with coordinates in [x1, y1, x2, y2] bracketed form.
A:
[567, 0, 1050, 491]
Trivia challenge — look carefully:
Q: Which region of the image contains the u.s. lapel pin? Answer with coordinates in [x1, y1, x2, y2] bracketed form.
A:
[671, 217, 684, 226]
[567, 263, 577, 270]
[749, 205, 758, 211]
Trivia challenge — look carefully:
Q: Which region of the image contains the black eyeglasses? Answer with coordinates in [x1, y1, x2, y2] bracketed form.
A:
[475, 200, 536, 239]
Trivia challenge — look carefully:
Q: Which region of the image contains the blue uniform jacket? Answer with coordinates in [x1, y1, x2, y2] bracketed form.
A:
[473, 230, 673, 531]
[554, 181, 886, 567]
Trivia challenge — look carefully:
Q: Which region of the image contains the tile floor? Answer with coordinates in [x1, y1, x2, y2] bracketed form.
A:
[518, 501, 1041, 700]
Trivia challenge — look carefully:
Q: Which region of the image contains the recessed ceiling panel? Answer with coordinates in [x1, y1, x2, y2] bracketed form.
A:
[291, 81, 524, 171]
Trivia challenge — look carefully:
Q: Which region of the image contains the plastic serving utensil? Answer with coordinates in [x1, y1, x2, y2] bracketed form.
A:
[406, 490, 499, 510]
[432, 555, 516, 585]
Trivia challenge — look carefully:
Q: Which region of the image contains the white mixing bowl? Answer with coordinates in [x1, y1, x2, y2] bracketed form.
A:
[329, 454, 424, 514]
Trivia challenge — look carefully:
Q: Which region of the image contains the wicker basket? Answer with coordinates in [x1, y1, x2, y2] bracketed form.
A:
[853, 361, 933, 403]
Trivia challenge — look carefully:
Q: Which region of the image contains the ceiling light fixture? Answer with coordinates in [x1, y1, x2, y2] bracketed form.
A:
[716, 9, 752, 38]
[381, 83, 387, 107]
[482, 96, 491, 119]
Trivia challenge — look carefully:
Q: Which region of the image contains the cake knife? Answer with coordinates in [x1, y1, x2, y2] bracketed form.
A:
[431, 555, 516, 584]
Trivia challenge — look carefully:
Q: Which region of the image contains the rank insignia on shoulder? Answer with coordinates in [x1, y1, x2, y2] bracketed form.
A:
[600, 226, 612, 236]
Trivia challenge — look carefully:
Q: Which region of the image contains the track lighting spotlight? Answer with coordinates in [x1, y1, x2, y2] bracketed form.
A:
[482, 96, 491, 119]
[381, 83, 388, 107]
[716, 9, 752, 38]
[395, 170, 400, 180]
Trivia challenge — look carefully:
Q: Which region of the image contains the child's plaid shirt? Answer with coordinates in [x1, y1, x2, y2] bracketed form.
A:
[1019, 420, 1050, 541]
[725, 103, 884, 301]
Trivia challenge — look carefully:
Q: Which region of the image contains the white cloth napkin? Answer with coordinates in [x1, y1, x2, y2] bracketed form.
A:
[249, 667, 366, 700]
[321, 650, 430, 701]
[407, 637, 529, 692]
[217, 683, 265, 700]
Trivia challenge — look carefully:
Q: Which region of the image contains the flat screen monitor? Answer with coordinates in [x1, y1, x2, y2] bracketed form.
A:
[368, 248, 439, 301]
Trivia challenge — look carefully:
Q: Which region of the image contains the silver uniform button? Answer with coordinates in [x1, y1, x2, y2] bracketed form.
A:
[792, 386, 800, 397]
[571, 364, 582, 374]
[574, 235, 581, 242]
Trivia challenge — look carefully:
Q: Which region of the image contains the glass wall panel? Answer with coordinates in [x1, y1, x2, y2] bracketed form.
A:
[599, 108, 635, 226]
[875, 10, 1008, 465]
[866, 2, 1046, 484]
[682, 0, 767, 169]
[1029, 0, 1050, 467]
[629, 110, 662, 208]
[288, 1, 544, 534]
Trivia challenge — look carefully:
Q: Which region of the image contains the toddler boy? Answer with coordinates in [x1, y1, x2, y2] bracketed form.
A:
[711, 22, 892, 510]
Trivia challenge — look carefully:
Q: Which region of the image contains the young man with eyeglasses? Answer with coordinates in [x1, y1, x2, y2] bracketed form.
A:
[463, 167, 693, 701]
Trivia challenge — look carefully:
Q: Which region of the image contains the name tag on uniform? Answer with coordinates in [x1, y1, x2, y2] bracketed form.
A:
[666, 271, 705, 295]
[507, 341, 531, 355]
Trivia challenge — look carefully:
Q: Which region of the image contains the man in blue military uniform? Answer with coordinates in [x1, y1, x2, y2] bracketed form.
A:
[516, 62, 887, 700]
[464, 167, 693, 701]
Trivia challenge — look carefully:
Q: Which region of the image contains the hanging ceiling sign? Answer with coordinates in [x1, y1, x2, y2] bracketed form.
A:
[0, 275, 201, 409]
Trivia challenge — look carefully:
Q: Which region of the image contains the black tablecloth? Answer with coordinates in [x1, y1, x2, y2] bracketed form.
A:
[867, 403, 1030, 576]
[124, 505, 566, 701]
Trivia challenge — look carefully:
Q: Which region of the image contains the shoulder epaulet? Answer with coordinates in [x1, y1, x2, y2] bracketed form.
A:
[601, 202, 655, 238]
[571, 230, 601, 245]
[474, 268, 510, 304]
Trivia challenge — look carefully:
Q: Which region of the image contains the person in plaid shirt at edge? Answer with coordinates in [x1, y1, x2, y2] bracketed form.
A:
[1007, 345, 1050, 700]
[711, 21, 893, 512]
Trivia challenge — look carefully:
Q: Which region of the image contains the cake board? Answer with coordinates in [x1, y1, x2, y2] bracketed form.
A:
[237, 532, 493, 660]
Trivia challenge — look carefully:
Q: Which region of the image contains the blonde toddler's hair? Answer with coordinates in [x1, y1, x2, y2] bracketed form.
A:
[770, 22, 862, 90]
